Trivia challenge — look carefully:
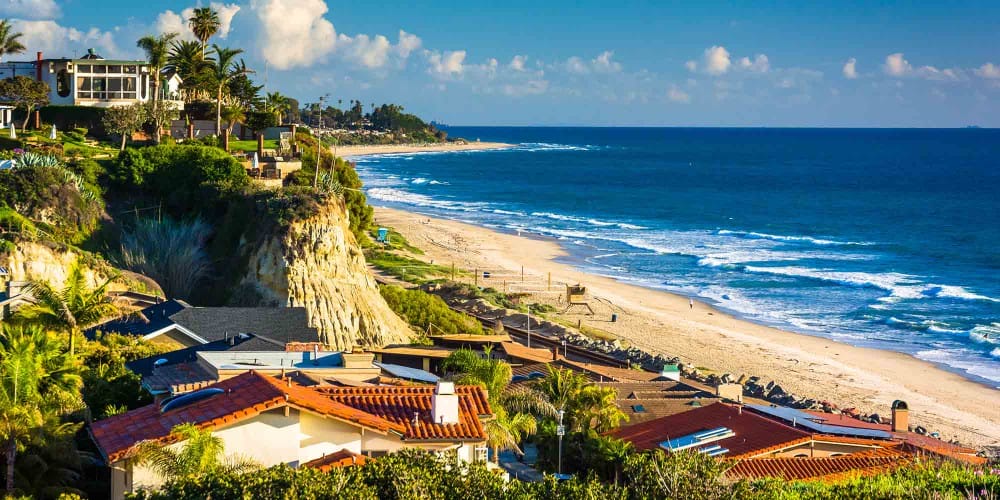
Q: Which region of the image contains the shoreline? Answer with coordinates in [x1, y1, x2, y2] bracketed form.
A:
[337, 141, 513, 158]
[372, 205, 1000, 448]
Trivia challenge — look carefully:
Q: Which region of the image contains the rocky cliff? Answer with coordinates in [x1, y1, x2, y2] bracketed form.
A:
[236, 197, 411, 350]
[2, 242, 115, 290]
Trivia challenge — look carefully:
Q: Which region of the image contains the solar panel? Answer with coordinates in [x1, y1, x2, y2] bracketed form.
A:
[159, 388, 224, 413]
[745, 404, 892, 439]
[374, 362, 440, 383]
[632, 404, 646, 413]
[660, 426, 735, 453]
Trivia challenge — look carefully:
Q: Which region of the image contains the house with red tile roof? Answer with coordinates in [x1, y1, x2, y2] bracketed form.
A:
[89, 371, 493, 500]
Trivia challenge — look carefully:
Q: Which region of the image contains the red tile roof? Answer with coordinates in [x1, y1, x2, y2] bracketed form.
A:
[500, 342, 555, 364]
[301, 449, 368, 471]
[90, 371, 492, 463]
[726, 447, 911, 482]
[608, 402, 812, 456]
[804, 411, 892, 431]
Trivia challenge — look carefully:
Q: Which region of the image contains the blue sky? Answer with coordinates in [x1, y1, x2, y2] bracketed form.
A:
[2, 0, 999, 126]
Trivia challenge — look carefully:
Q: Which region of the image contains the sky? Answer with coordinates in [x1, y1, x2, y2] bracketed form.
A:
[2, 0, 999, 127]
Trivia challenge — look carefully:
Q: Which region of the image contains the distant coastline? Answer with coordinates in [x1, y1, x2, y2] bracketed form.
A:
[338, 141, 514, 159]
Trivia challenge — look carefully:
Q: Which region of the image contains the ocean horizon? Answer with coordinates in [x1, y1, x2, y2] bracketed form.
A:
[353, 126, 1000, 388]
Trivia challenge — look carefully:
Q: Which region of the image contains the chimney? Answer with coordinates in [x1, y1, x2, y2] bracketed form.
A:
[431, 381, 460, 425]
[552, 348, 558, 361]
[891, 400, 909, 433]
[36, 52, 42, 81]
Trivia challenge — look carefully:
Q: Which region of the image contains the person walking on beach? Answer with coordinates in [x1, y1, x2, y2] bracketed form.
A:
[689, 298, 694, 309]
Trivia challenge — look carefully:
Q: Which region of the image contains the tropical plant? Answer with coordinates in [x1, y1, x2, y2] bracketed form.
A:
[0, 323, 82, 495]
[16, 260, 122, 355]
[137, 32, 179, 144]
[533, 364, 627, 433]
[135, 423, 258, 482]
[221, 105, 245, 134]
[0, 19, 25, 62]
[0, 76, 49, 131]
[208, 45, 247, 135]
[116, 217, 213, 300]
[166, 40, 211, 100]
[102, 102, 148, 151]
[443, 348, 556, 461]
[145, 100, 178, 147]
[188, 7, 221, 56]
[265, 92, 290, 125]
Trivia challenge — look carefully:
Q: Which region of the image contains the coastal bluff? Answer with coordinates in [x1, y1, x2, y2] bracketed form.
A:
[236, 196, 412, 350]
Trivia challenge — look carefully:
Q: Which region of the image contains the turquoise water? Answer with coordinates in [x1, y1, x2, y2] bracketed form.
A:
[353, 127, 1000, 387]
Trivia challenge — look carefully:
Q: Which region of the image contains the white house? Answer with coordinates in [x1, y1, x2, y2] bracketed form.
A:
[0, 49, 184, 109]
[89, 371, 494, 500]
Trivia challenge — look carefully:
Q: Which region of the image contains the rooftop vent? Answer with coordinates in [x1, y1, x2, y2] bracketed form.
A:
[80, 48, 104, 60]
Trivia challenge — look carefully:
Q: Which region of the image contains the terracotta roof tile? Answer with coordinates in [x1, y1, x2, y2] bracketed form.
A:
[89, 371, 493, 464]
[726, 448, 910, 482]
[301, 449, 368, 471]
[608, 402, 812, 456]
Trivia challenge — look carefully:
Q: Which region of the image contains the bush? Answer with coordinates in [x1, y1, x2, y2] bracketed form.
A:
[108, 144, 249, 215]
[379, 285, 483, 334]
[38, 105, 108, 136]
[0, 165, 103, 243]
[116, 217, 213, 300]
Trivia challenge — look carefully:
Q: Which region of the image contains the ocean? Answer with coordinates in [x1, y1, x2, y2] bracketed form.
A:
[353, 127, 1000, 388]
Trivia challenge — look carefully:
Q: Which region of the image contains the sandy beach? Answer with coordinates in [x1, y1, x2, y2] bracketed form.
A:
[338, 141, 513, 158]
[371, 205, 1000, 448]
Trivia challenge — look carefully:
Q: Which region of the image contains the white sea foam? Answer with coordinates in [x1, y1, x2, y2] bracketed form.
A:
[969, 324, 1000, 345]
[717, 229, 875, 246]
[410, 177, 429, 184]
[365, 187, 486, 212]
[529, 211, 647, 230]
[915, 348, 1000, 384]
[992, 348, 1000, 359]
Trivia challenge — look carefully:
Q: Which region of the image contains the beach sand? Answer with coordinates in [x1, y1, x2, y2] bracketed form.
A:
[338, 142, 512, 158]
[373, 205, 1000, 448]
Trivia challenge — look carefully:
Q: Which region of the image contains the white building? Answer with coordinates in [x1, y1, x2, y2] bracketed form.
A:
[0, 49, 184, 109]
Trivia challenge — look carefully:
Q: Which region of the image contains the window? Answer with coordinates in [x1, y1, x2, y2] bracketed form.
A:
[124, 65, 137, 74]
[77, 64, 91, 73]
[140, 74, 147, 99]
[77, 76, 91, 99]
[474, 446, 488, 462]
[56, 69, 70, 97]
[366, 450, 389, 458]
[92, 65, 106, 74]
[107, 65, 122, 74]
[632, 404, 646, 413]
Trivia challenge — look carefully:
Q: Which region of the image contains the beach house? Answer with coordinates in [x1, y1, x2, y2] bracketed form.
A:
[89, 371, 493, 500]
[0, 50, 184, 109]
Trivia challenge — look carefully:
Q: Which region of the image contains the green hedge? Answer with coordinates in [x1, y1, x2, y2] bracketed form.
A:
[379, 285, 483, 334]
[37, 105, 109, 137]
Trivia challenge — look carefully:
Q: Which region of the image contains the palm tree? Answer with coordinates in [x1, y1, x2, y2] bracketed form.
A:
[533, 365, 626, 433]
[266, 91, 289, 125]
[0, 19, 26, 62]
[208, 44, 246, 136]
[188, 7, 221, 57]
[221, 105, 245, 134]
[166, 39, 210, 101]
[135, 423, 257, 482]
[137, 32, 178, 144]
[444, 348, 555, 461]
[0, 323, 82, 494]
[15, 261, 121, 355]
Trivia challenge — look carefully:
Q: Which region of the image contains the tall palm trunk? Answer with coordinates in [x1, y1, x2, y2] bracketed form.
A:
[151, 76, 161, 144]
[216, 85, 223, 136]
[5, 440, 15, 494]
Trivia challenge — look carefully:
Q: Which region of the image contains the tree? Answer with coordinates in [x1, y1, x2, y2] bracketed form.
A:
[221, 105, 245, 134]
[146, 100, 178, 146]
[137, 32, 178, 144]
[0, 323, 82, 495]
[0, 19, 26, 62]
[16, 260, 122, 355]
[102, 102, 148, 151]
[0, 76, 49, 131]
[166, 40, 211, 101]
[208, 44, 246, 136]
[443, 349, 555, 461]
[136, 423, 257, 482]
[266, 92, 290, 125]
[188, 7, 221, 57]
[533, 364, 627, 433]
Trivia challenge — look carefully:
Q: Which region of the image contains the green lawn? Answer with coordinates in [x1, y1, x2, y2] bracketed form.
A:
[228, 139, 279, 152]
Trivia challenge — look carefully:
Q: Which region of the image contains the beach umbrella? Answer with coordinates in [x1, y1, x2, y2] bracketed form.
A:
[8, 124, 15, 139]
[50, 124, 57, 140]
[252, 152, 259, 170]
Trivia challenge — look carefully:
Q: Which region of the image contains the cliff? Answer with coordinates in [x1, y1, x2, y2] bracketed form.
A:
[0, 241, 161, 294]
[236, 197, 412, 350]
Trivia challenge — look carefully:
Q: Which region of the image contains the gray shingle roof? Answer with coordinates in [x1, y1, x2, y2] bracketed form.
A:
[84, 299, 191, 339]
[168, 307, 319, 345]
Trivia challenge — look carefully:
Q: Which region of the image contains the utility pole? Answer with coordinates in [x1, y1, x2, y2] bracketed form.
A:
[312, 93, 329, 188]
[557, 408, 565, 475]
[526, 310, 531, 348]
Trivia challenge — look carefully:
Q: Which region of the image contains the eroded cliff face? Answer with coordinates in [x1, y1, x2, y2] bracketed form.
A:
[237, 198, 411, 350]
[1, 242, 118, 290]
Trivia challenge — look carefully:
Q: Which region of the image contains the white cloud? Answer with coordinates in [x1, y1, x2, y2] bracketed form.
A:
[250, 0, 336, 70]
[337, 33, 391, 69]
[883, 53, 961, 81]
[0, 0, 60, 20]
[703, 46, 731, 75]
[667, 85, 690, 103]
[501, 79, 548, 96]
[509, 55, 527, 72]
[684, 60, 697, 72]
[566, 56, 588, 74]
[396, 30, 422, 59]
[843, 57, 857, 79]
[155, 3, 241, 41]
[426, 50, 466, 78]
[974, 63, 1000, 79]
[12, 20, 116, 59]
[738, 54, 769, 73]
[591, 50, 622, 73]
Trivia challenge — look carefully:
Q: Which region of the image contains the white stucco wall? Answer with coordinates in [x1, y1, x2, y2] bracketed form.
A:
[299, 412, 362, 463]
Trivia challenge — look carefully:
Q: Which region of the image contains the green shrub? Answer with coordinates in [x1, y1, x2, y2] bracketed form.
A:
[115, 217, 213, 300]
[379, 285, 483, 334]
[38, 105, 108, 136]
[0, 165, 102, 243]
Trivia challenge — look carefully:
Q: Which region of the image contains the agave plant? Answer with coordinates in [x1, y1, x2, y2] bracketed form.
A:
[317, 172, 345, 195]
[15, 151, 61, 168]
